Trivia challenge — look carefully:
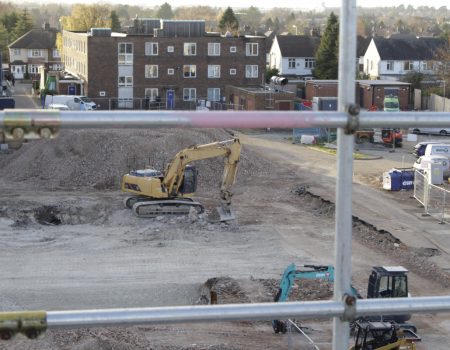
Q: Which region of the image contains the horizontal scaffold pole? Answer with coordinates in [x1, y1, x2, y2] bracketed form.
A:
[1, 109, 450, 131]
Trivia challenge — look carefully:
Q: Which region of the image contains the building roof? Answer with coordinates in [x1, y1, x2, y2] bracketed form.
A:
[275, 35, 319, 58]
[357, 36, 372, 57]
[9, 28, 58, 49]
[373, 37, 447, 60]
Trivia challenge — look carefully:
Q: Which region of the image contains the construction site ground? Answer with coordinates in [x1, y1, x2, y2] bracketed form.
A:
[1, 86, 449, 349]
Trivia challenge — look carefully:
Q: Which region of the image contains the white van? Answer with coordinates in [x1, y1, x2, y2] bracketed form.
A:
[44, 95, 97, 110]
[424, 144, 450, 157]
[413, 155, 450, 175]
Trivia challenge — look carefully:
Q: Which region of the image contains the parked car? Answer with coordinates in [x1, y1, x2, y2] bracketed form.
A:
[412, 141, 448, 158]
[410, 127, 450, 135]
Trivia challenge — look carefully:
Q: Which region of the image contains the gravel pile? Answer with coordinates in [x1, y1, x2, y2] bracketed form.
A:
[0, 129, 274, 191]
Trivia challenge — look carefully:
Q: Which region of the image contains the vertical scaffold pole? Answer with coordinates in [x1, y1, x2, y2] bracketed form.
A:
[333, 1, 357, 349]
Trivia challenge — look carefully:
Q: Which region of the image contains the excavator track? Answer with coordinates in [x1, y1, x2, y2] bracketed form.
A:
[131, 199, 204, 218]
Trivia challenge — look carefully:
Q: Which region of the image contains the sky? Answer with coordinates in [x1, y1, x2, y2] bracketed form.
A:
[13, 0, 450, 9]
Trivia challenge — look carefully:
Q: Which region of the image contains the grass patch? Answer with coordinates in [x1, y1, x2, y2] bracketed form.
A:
[307, 144, 369, 159]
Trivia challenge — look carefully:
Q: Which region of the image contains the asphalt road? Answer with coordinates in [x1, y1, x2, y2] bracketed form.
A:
[10, 81, 40, 109]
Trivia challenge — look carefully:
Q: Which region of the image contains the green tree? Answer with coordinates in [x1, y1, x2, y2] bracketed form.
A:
[242, 6, 262, 32]
[264, 17, 274, 30]
[265, 67, 279, 83]
[12, 9, 33, 41]
[157, 2, 174, 19]
[218, 7, 239, 34]
[1, 12, 18, 33]
[313, 12, 339, 79]
[110, 10, 121, 32]
[60, 4, 111, 31]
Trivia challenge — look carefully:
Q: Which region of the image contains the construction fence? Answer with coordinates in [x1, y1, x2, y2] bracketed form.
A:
[414, 170, 450, 224]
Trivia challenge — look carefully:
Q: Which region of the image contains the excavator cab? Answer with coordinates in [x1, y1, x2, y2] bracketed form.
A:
[367, 266, 410, 323]
[367, 266, 408, 299]
[178, 165, 198, 194]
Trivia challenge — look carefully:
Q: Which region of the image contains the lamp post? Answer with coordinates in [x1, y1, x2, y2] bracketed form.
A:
[292, 25, 297, 35]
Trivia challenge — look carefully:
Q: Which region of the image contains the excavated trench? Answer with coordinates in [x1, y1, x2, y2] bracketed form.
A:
[0, 202, 114, 226]
[291, 185, 450, 288]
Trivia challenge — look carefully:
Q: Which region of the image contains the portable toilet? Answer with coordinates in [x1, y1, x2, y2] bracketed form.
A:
[383, 169, 402, 191]
[425, 162, 444, 185]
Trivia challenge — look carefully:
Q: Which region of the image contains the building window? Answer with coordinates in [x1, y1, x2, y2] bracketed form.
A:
[145, 88, 159, 101]
[118, 76, 133, 87]
[183, 65, 196, 78]
[386, 60, 394, 71]
[145, 42, 158, 55]
[208, 43, 220, 56]
[13, 49, 20, 55]
[404, 61, 413, 71]
[29, 49, 42, 58]
[167, 46, 174, 53]
[28, 64, 41, 74]
[305, 58, 315, 69]
[422, 61, 428, 70]
[167, 68, 174, 75]
[208, 65, 220, 78]
[246, 43, 258, 56]
[230, 68, 236, 75]
[118, 43, 133, 65]
[183, 88, 196, 101]
[230, 46, 237, 53]
[52, 64, 63, 71]
[52, 49, 60, 57]
[207, 88, 220, 102]
[183, 43, 196, 56]
[245, 65, 258, 78]
[289, 58, 296, 69]
[145, 65, 158, 78]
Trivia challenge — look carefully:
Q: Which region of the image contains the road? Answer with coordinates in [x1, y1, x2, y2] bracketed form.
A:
[9, 81, 40, 109]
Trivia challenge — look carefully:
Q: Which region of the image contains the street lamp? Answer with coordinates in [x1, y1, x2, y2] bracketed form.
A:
[292, 25, 297, 35]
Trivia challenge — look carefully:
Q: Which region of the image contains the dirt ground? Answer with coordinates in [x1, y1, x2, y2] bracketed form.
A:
[0, 129, 449, 349]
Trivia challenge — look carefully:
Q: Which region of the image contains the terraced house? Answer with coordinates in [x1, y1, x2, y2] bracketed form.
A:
[62, 19, 266, 110]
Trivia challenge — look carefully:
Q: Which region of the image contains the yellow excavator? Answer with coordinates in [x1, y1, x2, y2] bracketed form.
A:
[121, 138, 241, 221]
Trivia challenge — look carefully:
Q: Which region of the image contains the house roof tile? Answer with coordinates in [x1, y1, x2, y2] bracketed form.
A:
[374, 37, 447, 60]
[9, 28, 58, 49]
[276, 35, 319, 58]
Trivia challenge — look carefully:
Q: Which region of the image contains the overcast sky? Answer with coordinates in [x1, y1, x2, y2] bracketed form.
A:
[10, 0, 450, 9]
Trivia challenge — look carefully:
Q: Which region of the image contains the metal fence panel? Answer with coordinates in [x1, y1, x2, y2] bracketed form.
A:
[414, 170, 427, 207]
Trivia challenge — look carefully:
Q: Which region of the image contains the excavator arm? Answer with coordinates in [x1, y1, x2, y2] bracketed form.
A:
[272, 263, 335, 333]
[163, 137, 241, 204]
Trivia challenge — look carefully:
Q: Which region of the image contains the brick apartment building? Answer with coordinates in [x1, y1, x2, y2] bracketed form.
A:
[62, 19, 266, 109]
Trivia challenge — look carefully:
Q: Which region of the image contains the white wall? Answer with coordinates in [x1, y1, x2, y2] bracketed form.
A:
[363, 39, 380, 79]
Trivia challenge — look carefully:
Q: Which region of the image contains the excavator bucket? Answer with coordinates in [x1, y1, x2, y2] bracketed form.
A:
[215, 204, 236, 222]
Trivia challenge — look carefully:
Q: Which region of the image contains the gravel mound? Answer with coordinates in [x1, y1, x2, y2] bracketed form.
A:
[0, 129, 273, 191]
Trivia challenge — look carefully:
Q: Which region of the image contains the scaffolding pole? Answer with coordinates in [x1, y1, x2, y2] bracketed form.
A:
[333, 1, 357, 349]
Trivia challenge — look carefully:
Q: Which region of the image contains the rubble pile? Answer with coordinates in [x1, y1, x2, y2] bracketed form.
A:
[0, 129, 274, 191]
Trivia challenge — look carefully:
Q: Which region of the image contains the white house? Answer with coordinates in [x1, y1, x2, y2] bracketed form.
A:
[269, 35, 319, 77]
[8, 23, 63, 80]
[363, 35, 447, 81]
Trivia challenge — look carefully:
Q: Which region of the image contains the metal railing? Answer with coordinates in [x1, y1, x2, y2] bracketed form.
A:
[1, 1, 450, 349]
[428, 183, 450, 224]
[414, 169, 450, 224]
